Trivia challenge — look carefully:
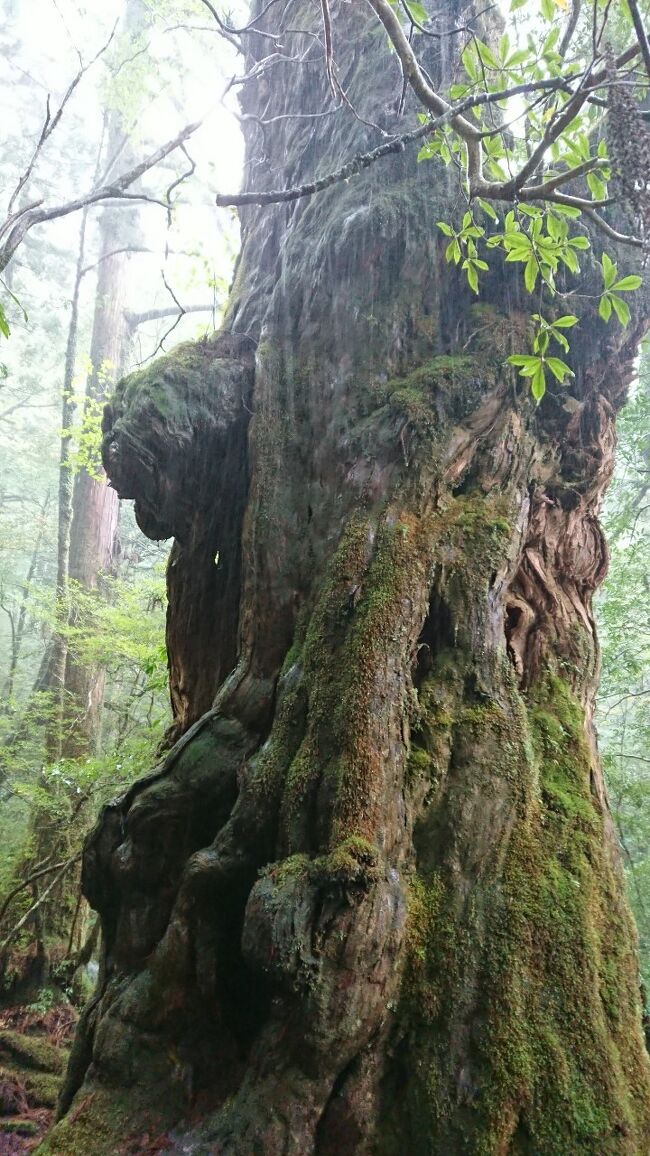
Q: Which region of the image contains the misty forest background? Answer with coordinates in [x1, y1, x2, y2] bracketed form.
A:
[0, 0, 648, 1016]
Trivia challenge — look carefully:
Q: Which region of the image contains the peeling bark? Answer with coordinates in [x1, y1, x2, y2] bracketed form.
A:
[45, 2, 650, 1153]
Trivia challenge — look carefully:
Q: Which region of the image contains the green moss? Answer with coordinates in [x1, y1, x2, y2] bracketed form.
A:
[38, 1082, 179, 1156]
[377, 355, 488, 438]
[2, 1119, 39, 1135]
[22, 1068, 62, 1108]
[264, 853, 310, 886]
[0, 1030, 65, 1074]
[383, 672, 650, 1154]
[310, 836, 379, 888]
[113, 340, 216, 425]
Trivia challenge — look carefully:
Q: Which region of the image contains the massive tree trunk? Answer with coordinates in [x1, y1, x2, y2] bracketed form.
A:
[46, 3, 650, 1153]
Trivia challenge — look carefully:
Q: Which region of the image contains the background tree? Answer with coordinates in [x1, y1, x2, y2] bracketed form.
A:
[0, 0, 238, 1007]
[35, 1, 650, 1154]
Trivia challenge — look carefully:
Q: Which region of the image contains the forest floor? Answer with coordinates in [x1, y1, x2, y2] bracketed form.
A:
[0, 1005, 75, 1154]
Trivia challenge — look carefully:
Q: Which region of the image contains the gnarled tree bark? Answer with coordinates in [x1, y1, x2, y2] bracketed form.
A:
[45, 2, 650, 1153]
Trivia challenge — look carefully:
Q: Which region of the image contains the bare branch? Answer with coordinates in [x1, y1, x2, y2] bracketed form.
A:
[216, 119, 435, 206]
[627, 0, 650, 84]
[559, 0, 581, 60]
[125, 303, 216, 327]
[579, 207, 644, 248]
[0, 853, 81, 955]
[521, 157, 607, 197]
[0, 120, 203, 275]
[198, 0, 284, 44]
[5, 20, 119, 219]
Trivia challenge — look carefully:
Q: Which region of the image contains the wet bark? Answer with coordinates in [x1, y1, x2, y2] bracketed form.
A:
[46, 2, 650, 1153]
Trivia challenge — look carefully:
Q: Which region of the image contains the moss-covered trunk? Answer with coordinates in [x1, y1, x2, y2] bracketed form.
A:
[44, 2, 650, 1152]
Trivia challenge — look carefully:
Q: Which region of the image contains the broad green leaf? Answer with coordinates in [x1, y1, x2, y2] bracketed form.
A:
[601, 252, 617, 290]
[599, 294, 613, 322]
[508, 354, 542, 372]
[462, 45, 478, 81]
[503, 234, 530, 253]
[524, 257, 538, 292]
[531, 363, 546, 400]
[560, 248, 580, 274]
[552, 314, 579, 328]
[475, 39, 500, 70]
[587, 171, 607, 200]
[437, 221, 454, 236]
[542, 27, 560, 54]
[477, 198, 498, 221]
[568, 235, 590, 250]
[611, 275, 642, 292]
[546, 214, 567, 241]
[546, 356, 574, 382]
[0, 305, 9, 340]
[465, 262, 479, 293]
[550, 203, 581, 218]
[610, 294, 631, 326]
[505, 47, 530, 67]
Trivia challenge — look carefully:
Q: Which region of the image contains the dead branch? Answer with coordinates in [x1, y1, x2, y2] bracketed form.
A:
[0, 120, 202, 275]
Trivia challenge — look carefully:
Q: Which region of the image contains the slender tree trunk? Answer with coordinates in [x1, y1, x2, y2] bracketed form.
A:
[48, 3, 650, 1153]
[44, 207, 91, 759]
[60, 203, 129, 758]
[1, 492, 50, 703]
[60, 0, 150, 756]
